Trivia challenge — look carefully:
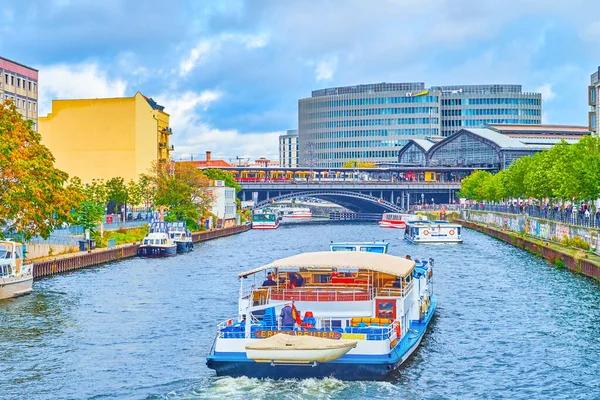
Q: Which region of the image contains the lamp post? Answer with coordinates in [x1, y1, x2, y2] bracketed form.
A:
[421, 193, 425, 205]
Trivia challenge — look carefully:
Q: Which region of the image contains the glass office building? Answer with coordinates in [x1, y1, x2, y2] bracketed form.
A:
[298, 82, 542, 167]
[590, 68, 599, 136]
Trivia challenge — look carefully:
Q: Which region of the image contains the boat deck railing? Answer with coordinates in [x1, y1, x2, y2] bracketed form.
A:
[244, 281, 414, 304]
[216, 318, 404, 341]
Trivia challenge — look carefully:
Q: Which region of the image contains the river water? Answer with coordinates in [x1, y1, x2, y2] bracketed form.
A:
[1, 222, 600, 400]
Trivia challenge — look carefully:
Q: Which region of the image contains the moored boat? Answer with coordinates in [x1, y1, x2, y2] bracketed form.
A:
[206, 251, 437, 380]
[168, 222, 194, 253]
[252, 211, 280, 230]
[378, 213, 426, 229]
[0, 240, 34, 300]
[137, 222, 177, 257]
[405, 220, 463, 244]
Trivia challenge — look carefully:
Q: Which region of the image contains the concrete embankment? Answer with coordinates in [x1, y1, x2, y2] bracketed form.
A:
[33, 224, 250, 279]
[459, 219, 600, 281]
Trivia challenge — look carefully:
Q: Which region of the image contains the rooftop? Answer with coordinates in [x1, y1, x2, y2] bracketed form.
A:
[0, 56, 38, 72]
[311, 82, 425, 97]
[488, 124, 590, 135]
[463, 128, 529, 149]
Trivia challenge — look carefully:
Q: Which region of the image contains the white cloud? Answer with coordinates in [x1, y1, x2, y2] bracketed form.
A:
[315, 56, 338, 81]
[179, 40, 215, 77]
[178, 32, 269, 77]
[38, 63, 127, 116]
[536, 83, 556, 101]
[154, 89, 280, 161]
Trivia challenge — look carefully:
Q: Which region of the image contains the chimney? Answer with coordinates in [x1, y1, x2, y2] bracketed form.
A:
[206, 151, 211, 166]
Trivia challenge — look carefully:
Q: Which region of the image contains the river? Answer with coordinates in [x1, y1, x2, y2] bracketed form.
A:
[1, 222, 600, 399]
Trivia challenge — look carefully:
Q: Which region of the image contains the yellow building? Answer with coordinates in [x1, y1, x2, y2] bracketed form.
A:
[39, 92, 173, 183]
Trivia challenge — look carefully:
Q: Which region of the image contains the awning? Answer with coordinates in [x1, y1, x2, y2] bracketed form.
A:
[238, 251, 415, 279]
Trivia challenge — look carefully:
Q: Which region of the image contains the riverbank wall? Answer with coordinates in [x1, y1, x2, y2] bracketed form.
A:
[33, 224, 250, 279]
[459, 210, 600, 281]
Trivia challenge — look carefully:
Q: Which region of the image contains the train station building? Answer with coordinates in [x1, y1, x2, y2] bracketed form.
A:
[397, 125, 590, 171]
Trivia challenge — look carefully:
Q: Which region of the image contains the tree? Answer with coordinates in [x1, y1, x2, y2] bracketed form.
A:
[138, 173, 156, 211]
[127, 179, 142, 210]
[342, 160, 377, 168]
[458, 170, 492, 201]
[106, 177, 128, 214]
[72, 200, 105, 234]
[0, 100, 82, 240]
[202, 168, 242, 192]
[153, 162, 214, 229]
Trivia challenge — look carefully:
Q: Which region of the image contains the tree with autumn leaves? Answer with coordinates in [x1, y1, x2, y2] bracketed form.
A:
[0, 100, 82, 240]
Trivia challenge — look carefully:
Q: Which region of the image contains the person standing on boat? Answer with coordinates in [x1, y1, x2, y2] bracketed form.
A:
[279, 305, 296, 330]
[262, 272, 276, 287]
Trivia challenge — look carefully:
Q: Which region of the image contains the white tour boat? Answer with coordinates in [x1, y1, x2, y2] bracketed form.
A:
[405, 220, 463, 244]
[378, 213, 426, 229]
[0, 240, 34, 300]
[206, 251, 437, 380]
[277, 207, 312, 220]
[252, 211, 280, 230]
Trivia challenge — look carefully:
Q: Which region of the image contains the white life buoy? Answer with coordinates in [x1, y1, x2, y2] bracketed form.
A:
[449, 229, 455, 235]
[422, 230, 430, 236]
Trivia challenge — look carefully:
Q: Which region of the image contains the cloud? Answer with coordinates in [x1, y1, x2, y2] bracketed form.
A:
[535, 83, 556, 102]
[179, 40, 215, 77]
[178, 32, 268, 77]
[155, 90, 280, 161]
[315, 56, 338, 81]
[38, 62, 127, 115]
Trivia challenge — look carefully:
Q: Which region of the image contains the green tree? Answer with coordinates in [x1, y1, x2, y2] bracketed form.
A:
[153, 162, 214, 229]
[72, 200, 105, 234]
[0, 100, 82, 240]
[458, 170, 492, 201]
[202, 168, 242, 192]
[138, 173, 156, 211]
[106, 177, 128, 214]
[127, 179, 142, 210]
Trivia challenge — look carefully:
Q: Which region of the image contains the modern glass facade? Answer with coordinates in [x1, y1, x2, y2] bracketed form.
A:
[590, 68, 599, 136]
[298, 83, 441, 167]
[435, 85, 542, 137]
[298, 82, 542, 167]
[279, 129, 299, 167]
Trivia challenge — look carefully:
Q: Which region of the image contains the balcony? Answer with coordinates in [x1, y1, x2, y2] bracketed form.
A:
[162, 127, 173, 133]
[158, 142, 168, 148]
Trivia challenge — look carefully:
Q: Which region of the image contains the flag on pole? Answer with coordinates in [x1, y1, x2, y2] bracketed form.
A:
[291, 301, 302, 326]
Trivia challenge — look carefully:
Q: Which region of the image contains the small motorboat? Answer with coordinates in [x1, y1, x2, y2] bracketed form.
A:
[245, 333, 357, 363]
[168, 222, 194, 253]
[405, 220, 463, 244]
[379, 213, 426, 229]
[0, 240, 34, 300]
[138, 222, 177, 257]
[252, 210, 280, 230]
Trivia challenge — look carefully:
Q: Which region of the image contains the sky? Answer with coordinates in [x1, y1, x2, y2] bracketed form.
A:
[1, 0, 598, 162]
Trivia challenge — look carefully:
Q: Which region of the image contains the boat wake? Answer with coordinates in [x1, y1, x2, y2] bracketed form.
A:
[173, 376, 398, 400]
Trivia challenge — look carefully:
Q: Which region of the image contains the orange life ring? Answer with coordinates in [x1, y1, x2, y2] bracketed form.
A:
[449, 229, 455, 235]
[422, 230, 430, 236]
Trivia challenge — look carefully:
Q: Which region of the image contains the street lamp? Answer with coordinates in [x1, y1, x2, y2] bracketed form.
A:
[421, 193, 425, 204]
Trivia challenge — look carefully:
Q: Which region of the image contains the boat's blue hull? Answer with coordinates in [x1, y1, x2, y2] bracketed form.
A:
[176, 241, 194, 253]
[137, 245, 177, 257]
[206, 296, 437, 380]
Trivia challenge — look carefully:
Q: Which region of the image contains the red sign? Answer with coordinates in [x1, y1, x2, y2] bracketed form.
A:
[254, 330, 342, 340]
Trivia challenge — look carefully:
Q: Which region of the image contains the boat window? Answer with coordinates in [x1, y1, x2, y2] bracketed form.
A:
[360, 247, 384, 253]
[0, 244, 9, 259]
[331, 246, 354, 252]
[458, 227, 461, 235]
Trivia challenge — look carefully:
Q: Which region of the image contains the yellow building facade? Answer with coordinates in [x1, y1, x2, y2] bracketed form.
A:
[39, 92, 173, 183]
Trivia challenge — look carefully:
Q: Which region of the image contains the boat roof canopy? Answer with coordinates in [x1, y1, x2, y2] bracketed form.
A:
[238, 251, 415, 279]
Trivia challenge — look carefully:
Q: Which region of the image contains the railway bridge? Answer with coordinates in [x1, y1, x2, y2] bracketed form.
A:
[239, 182, 461, 213]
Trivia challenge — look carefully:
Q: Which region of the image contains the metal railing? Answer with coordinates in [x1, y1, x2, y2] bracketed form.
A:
[467, 204, 600, 229]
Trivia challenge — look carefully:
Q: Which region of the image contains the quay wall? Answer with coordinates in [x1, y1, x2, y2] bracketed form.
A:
[461, 210, 600, 251]
[34, 224, 250, 279]
[459, 211, 600, 281]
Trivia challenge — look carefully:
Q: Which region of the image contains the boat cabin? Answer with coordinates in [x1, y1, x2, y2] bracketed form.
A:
[233, 252, 427, 340]
[329, 242, 389, 254]
[0, 241, 25, 276]
[405, 220, 463, 243]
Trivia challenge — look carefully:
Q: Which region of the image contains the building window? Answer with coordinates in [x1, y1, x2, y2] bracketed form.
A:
[33, 83, 37, 92]
[28, 81, 32, 91]
[10, 76, 14, 86]
[33, 102, 36, 112]
[4, 74, 8, 84]
[17, 78, 21, 88]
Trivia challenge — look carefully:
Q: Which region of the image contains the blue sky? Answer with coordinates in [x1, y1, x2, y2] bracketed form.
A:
[1, 0, 598, 161]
